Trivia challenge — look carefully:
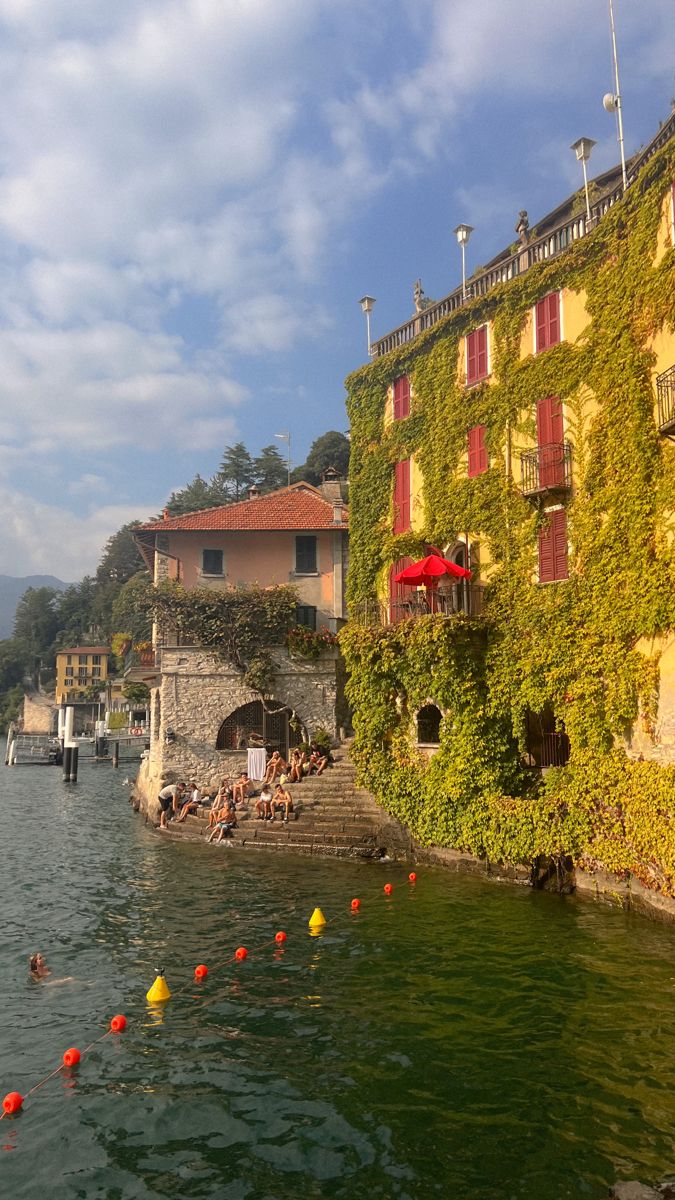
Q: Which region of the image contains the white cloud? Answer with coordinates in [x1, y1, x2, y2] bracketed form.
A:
[0, 488, 155, 577]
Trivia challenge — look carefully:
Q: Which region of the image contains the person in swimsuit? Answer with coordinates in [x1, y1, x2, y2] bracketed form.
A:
[270, 783, 293, 823]
[29, 952, 51, 980]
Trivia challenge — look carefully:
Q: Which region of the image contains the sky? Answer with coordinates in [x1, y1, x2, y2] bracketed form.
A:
[0, 0, 672, 579]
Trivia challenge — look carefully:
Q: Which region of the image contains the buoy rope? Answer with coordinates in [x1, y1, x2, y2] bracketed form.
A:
[3, 873, 415, 1122]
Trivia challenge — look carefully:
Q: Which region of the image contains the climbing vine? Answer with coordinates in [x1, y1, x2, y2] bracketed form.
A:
[342, 135, 675, 893]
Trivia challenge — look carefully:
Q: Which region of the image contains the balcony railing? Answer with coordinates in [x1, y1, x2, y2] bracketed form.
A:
[124, 647, 159, 680]
[657, 365, 675, 436]
[370, 111, 675, 359]
[520, 442, 572, 498]
[350, 584, 485, 628]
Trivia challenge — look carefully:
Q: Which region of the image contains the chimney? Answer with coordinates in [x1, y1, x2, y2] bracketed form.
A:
[320, 466, 343, 503]
[248, 485, 261, 499]
[332, 501, 344, 524]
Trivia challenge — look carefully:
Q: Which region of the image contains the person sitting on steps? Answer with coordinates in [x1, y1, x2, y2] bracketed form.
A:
[263, 751, 286, 785]
[288, 748, 306, 783]
[256, 783, 273, 819]
[176, 780, 202, 823]
[207, 795, 237, 844]
[232, 771, 252, 807]
[270, 782, 293, 823]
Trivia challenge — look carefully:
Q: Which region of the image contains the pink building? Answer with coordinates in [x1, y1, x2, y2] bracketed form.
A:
[135, 480, 348, 631]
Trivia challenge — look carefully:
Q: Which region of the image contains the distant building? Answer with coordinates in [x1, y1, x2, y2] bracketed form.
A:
[130, 480, 349, 807]
[55, 646, 111, 705]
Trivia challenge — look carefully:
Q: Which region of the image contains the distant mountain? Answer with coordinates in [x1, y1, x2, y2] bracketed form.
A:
[0, 575, 70, 639]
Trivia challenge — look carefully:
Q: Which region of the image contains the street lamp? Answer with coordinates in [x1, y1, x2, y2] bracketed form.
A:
[603, 0, 627, 190]
[358, 295, 376, 357]
[274, 432, 291, 486]
[570, 136, 596, 222]
[454, 224, 474, 300]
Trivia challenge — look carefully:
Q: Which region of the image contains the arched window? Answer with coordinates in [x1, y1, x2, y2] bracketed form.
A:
[417, 704, 442, 745]
[216, 701, 304, 754]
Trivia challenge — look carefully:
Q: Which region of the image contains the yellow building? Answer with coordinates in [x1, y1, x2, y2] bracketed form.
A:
[342, 111, 675, 897]
[55, 646, 111, 705]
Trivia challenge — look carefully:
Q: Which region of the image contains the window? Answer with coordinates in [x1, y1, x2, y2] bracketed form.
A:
[78, 668, 87, 679]
[66, 655, 72, 666]
[79, 654, 87, 665]
[295, 604, 317, 630]
[295, 536, 317, 574]
[92, 655, 101, 665]
[92, 667, 101, 678]
[393, 459, 411, 534]
[466, 325, 488, 385]
[538, 509, 568, 582]
[536, 395, 565, 488]
[65, 667, 73, 678]
[202, 548, 224, 576]
[417, 704, 442, 744]
[535, 292, 561, 352]
[467, 425, 488, 477]
[393, 375, 410, 420]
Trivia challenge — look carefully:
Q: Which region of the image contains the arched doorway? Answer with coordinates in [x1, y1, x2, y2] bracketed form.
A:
[216, 700, 305, 756]
[416, 704, 442, 744]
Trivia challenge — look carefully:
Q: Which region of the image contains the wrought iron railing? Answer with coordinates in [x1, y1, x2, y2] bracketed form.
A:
[657, 365, 675, 434]
[370, 112, 675, 359]
[520, 442, 572, 497]
[350, 584, 485, 628]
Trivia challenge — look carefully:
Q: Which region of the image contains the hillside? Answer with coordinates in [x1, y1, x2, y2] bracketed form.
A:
[0, 575, 69, 639]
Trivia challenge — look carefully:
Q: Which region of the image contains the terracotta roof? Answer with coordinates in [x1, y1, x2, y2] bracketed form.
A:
[137, 483, 348, 533]
[57, 646, 110, 655]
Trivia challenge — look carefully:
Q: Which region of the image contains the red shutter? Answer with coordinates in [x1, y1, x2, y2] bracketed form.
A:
[538, 510, 568, 582]
[393, 375, 410, 420]
[466, 327, 488, 384]
[535, 292, 560, 352]
[393, 459, 411, 533]
[468, 425, 487, 477]
[389, 556, 413, 621]
[537, 396, 563, 487]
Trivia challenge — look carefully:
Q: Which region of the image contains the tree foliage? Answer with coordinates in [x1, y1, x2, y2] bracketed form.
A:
[293, 430, 350, 485]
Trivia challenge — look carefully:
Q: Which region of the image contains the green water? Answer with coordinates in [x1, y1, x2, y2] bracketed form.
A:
[1, 765, 675, 1199]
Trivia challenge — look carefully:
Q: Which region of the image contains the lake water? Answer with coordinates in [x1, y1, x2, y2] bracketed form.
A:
[1, 761, 675, 1199]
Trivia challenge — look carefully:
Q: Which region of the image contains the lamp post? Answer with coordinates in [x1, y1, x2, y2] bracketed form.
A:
[602, 0, 627, 190]
[453, 224, 474, 300]
[358, 295, 376, 357]
[274, 432, 291, 486]
[570, 137, 596, 222]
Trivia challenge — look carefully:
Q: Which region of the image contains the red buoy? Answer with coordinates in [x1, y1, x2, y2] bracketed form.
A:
[2, 1092, 23, 1115]
[274, 931, 287, 944]
[384, 883, 393, 895]
[63, 1048, 81, 1068]
[194, 964, 209, 980]
[351, 898, 361, 910]
[110, 1015, 127, 1033]
[235, 946, 248, 960]
[408, 872, 417, 883]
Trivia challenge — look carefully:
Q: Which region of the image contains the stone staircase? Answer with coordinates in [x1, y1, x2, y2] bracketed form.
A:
[161, 741, 409, 860]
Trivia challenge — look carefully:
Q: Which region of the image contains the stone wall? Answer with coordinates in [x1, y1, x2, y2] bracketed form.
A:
[22, 692, 56, 734]
[134, 644, 341, 820]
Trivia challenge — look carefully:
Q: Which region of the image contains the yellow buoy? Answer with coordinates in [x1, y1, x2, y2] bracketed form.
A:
[308, 907, 327, 929]
[146, 970, 171, 1003]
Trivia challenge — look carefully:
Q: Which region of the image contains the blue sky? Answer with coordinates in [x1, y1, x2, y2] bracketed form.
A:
[0, 0, 672, 578]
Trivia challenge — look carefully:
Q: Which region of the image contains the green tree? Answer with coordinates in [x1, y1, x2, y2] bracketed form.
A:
[123, 682, 150, 705]
[293, 431, 350, 485]
[166, 474, 224, 515]
[53, 578, 98, 647]
[216, 441, 254, 501]
[111, 572, 153, 642]
[0, 639, 27, 692]
[96, 523, 144, 586]
[253, 444, 288, 492]
[13, 587, 60, 658]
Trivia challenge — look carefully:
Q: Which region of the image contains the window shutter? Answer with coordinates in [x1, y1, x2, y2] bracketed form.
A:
[393, 376, 410, 420]
[389, 556, 413, 622]
[477, 326, 488, 379]
[468, 425, 487, 477]
[539, 510, 568, 582]
[393, 459, 411, 533]
[535, 298, 547, 352]
[547, 292, 560, 346]
[552, 510, 569, 580]
[466, 331, 477, 384]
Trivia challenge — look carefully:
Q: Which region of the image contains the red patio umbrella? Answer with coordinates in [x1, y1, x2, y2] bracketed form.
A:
[394, 553, 472, 586]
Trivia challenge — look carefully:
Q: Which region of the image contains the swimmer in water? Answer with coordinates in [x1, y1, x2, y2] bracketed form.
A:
[29, 952, 74, 985]
[29, 952, 51, 979]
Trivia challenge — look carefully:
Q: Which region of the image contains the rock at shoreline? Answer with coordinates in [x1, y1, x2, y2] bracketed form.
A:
[609, 1183, 665, 1199]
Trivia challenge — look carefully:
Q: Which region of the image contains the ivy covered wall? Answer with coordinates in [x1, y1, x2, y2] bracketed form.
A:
[342, 136, 675, 895]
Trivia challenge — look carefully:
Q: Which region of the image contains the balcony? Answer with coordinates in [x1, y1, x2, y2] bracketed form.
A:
[124, 646, 160, 683]
[657, 365, 675, 437]
[351, 584, 485, 628]
[520, 442, 572, 499]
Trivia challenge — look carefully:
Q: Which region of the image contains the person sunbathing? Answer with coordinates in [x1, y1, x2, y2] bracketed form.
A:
[256, 784, 273, 819]
[207, 797, 237, 844]
[263, 751, 286, 785]
[288, 748, 306, 783]
[232, 772, 252, 807]
[208, 787, 232, 828]
[270, 783, 293, 823]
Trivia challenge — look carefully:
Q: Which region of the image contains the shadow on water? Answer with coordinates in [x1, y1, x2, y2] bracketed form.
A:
[1, 763, 675, 1198]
